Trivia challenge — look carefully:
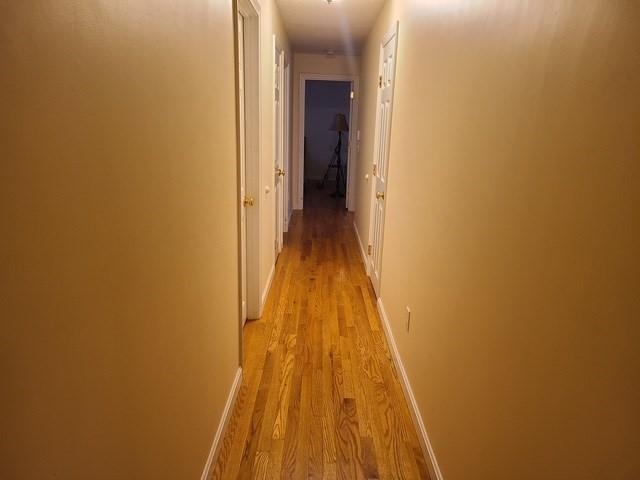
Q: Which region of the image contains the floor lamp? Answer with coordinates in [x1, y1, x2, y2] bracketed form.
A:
[320, 113, 349, 198]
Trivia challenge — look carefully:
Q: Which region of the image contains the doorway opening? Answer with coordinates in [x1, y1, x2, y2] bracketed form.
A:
[297, 75, 359, 211]
[273, 40, 286, 261]
[367, 22, 399, 296]
[236, 0, 261, 340]
[283, 62, 291, 233]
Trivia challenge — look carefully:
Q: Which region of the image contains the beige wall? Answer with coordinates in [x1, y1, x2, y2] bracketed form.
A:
[356, 1, 640, 479]
[291, 53, 359, 208]
[0, 1, 240, 478]
[258, 0, 290, 310]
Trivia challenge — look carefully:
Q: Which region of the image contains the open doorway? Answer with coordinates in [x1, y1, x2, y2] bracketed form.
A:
[298, 74, 359, 211]
[367, 22, 399, 296]
[236, 0, 261, 337]
[274, 41, 288, 261]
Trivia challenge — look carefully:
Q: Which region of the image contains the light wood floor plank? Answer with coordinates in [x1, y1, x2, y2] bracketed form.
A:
[212, 190, 429, 479]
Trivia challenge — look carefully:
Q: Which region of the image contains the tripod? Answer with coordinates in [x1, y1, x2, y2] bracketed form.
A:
[320, 130, 347, 198]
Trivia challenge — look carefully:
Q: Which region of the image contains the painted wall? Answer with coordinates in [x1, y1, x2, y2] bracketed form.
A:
[304, 80, 352, 182]
[355, 1, 640, 479]
[292, 53, 359, 209]
[0, 1, 240, 478]
[257, 0, 290, 313]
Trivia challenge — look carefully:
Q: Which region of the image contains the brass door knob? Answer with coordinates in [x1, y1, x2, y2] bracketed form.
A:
[376, 191, 385, 200]
[243, 196, 255, 207]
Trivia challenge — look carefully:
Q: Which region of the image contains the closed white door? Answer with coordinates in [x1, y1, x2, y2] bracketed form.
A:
[238, 13, 248, 324]
[283, 63, 291, 232]
[274, 45, 285, 257]
[370, 23, 399, 296]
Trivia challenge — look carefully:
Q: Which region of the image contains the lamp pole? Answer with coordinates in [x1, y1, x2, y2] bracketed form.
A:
[332, 130, 344, 198]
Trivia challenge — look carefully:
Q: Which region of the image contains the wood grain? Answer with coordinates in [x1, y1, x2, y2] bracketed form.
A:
[212, 190, 429, 479]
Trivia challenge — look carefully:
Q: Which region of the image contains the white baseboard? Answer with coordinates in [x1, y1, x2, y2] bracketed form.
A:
[260, 263, 276, 317]
[285, 207, 293, 232]
[201, 367, 243, 480]
[352, 221, 369, 274]
[376, 298, 444, 480]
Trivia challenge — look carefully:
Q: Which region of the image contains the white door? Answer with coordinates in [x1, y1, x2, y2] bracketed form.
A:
[238, 12, 248, 324]
[274, 44, 285, 257]
[283, 63, 291, 232]
[370, 23, 399, 296]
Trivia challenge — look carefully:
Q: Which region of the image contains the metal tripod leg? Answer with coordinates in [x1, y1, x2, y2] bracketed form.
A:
[320, 152, 338, 190]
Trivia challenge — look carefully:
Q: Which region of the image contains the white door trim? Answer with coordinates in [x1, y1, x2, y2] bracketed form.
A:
[296, 73, 360, 212]
[273, 37, 285, 256]
[237, 0, 262, 326]
[237, 11, 248, 326]
[283, 61, 291, 232]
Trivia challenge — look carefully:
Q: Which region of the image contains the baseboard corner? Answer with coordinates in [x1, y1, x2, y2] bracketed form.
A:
[285, 208, 293, 232]
[200, 367, 243, 480]
[352, 221, 368, 271]
[260, 263, 276, 317]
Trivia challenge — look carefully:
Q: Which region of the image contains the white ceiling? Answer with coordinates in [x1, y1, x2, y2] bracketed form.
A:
[276, 0, 387, 54]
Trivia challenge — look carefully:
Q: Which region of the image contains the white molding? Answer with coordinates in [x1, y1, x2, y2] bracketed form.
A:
[238, 0, 260, 14]
[296, 74, 305, 210]
[285, 206, 293, 233]
[273, 36, 285, 255]
[352, 221, 369, 275]
[383, 19, 399, 45]
[238, 0, 262, 321]
[260, 263, 276, 316]
[296, 73, 360, 211]
[200, 367, 243, 480]
[376, 298, 444, 480]
[283, 61, 291, 233]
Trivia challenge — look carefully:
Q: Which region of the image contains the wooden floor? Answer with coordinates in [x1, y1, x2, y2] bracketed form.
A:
[211, 187, 429, 479]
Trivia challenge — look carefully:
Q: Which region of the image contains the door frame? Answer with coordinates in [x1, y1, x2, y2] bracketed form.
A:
[236, 0, 262, 333]
[366, 21, 399, 291]
[273, 38, 285, 256]
[237, 9, 248, 327]
[283, 61, 292, 232]
[296, 73, 360, 212]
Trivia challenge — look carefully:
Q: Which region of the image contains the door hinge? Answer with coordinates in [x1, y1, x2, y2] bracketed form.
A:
[367, 244, 373, 255]
[378, 75, 382, 88]
[350, 91, 355, 99]
[373, 164, 377, 176]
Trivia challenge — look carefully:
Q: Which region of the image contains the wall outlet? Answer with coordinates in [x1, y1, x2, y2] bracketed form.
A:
[406, 306, 411, 332]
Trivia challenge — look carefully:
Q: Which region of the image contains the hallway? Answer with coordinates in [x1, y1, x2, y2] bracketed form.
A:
[3, 1, 639, 478]
[212, 191, 429, 479]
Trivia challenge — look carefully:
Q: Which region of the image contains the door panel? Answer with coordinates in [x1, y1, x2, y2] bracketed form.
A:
[274, 45, 285, 257]
[370, 24, 399, 297]
[283, 64, 290, 231]
[238, 13, 248, 324]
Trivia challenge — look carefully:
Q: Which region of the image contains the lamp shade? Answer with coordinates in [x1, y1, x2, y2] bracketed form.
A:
[329, 113, 349, 132]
